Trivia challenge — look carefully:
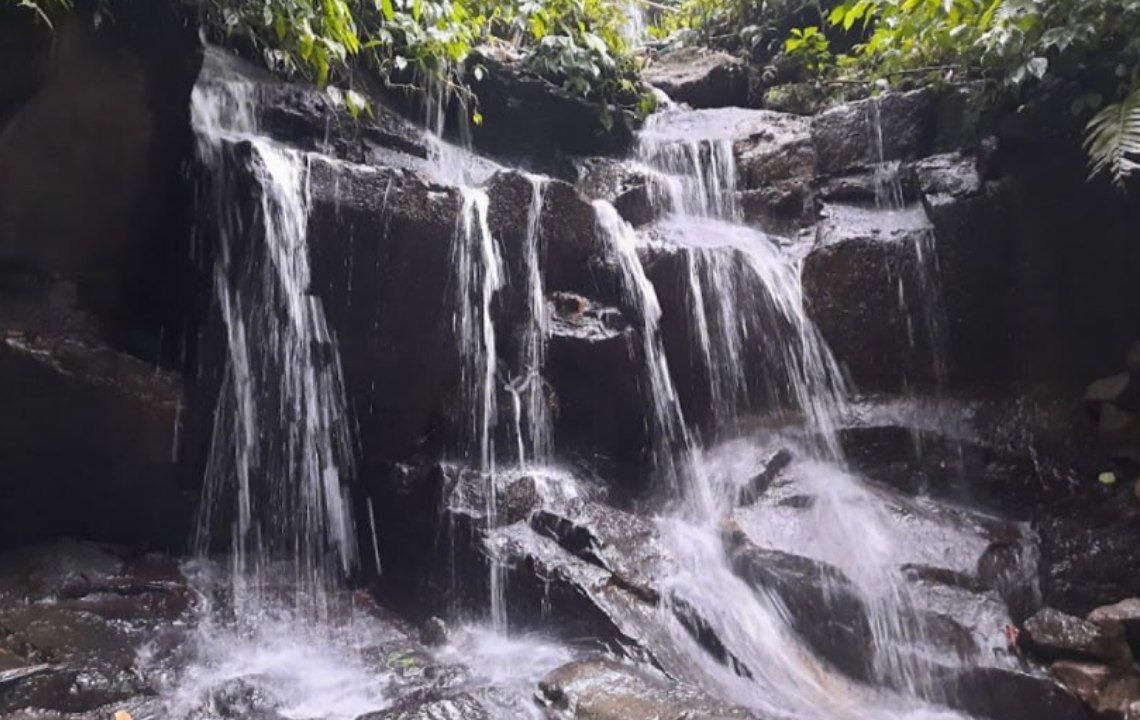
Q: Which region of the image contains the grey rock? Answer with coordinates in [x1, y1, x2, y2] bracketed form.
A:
[811, 90, 937, 175]
[643, 48, 751, 109]
[1022, 607, 1131, 666]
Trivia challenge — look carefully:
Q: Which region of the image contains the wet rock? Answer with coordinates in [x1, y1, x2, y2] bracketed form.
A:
[916, 152, 984, 204]
[537, 658, 759, 720]
[302, 158, 463, 466]
[418, 617, 449, 648]
[724, 527, 874, 681]
[978, 541, 1042, 624]
[576, 159, 656, 227]
[546, 305, 648, 489]
[0, 605, 145, 714]
[811, 90, 937, 175]
[1022, 607, 1131, 666]
[484, 522, 656, 663]
[837, 424, 1047, 520]
[530, 502, 665, 603]
[737, 448, 793, 507]
[1089, 598, 1140, 657]
[802, 204, 943, 392]
[357, 692, 491, 720]
[1038, 515, 1140, 617]
[733, 111, 815, 232]
[644, 48, 751, 109]
[466, 52, 637, 169]
[936, 666, 1093, 720]
[202, 678, 290, 720]
[734, 112, 815, 189]
[199, 47, 428, 163]
[1050, 660, 1113, 708]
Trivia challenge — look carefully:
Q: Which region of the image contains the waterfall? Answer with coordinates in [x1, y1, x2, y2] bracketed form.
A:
[192, 81, 357, 615]
[593, 200, 709, 511]
[510, 176, 554, 467]
[639, 108, 848, 451]
[867, 98, 950, 388]
[619, 104, 973, 717]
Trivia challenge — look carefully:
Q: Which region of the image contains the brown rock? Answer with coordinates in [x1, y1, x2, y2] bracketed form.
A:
[1023, 607, 1132, 666]
[1050, 660, 1112, 706]
[1090, 598, 1140, 657]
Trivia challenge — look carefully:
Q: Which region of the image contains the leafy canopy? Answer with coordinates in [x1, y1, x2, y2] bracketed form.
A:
[203, 0, 654, 124]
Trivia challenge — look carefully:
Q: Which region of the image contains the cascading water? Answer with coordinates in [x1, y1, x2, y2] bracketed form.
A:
[193, 79, 358, 615]
[591, 102, 980, 718]
[867, 98, 950, 388]
[510, 176, 554, 467]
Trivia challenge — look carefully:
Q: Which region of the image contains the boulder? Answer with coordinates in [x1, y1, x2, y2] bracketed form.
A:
[1089, 598, 1140, 657]
[1022, 607, 1132, 667]
[733, 110, 816, 233]
[811, 90, 937, 175]
[1050, 660, 1113, 708]
[935, 666, 1094, 720]
[466, 52, 637, 172]
[537, 658, 760, 720]
[802, 203, 943, 392]
[643, 48, 751, 109]
[576, 158, 657, 227]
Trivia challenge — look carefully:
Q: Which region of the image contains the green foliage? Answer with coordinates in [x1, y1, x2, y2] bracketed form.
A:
[789, 0, 1140, 185]
[1084, 87, 1140, 186]
[203, 0, 653, 127]
[784, 25, 831, 72]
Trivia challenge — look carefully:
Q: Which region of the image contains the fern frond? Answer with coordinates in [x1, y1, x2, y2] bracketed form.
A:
[1084, 88, 1140, 188]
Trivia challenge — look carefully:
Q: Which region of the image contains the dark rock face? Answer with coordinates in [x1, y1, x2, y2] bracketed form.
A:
[466, 53, 636, 175]
[838, 425, 1047, 520]
[306, 159, 464, 466]
[1038, 516, 1140, 617]
[537, 658, 760, 720]
[0, 5, 201, 362]
[0, 2, 200, 551]
[802, 202, 942, 393]
[644, 49, 752, 109]
[0, 272, 188, 551]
